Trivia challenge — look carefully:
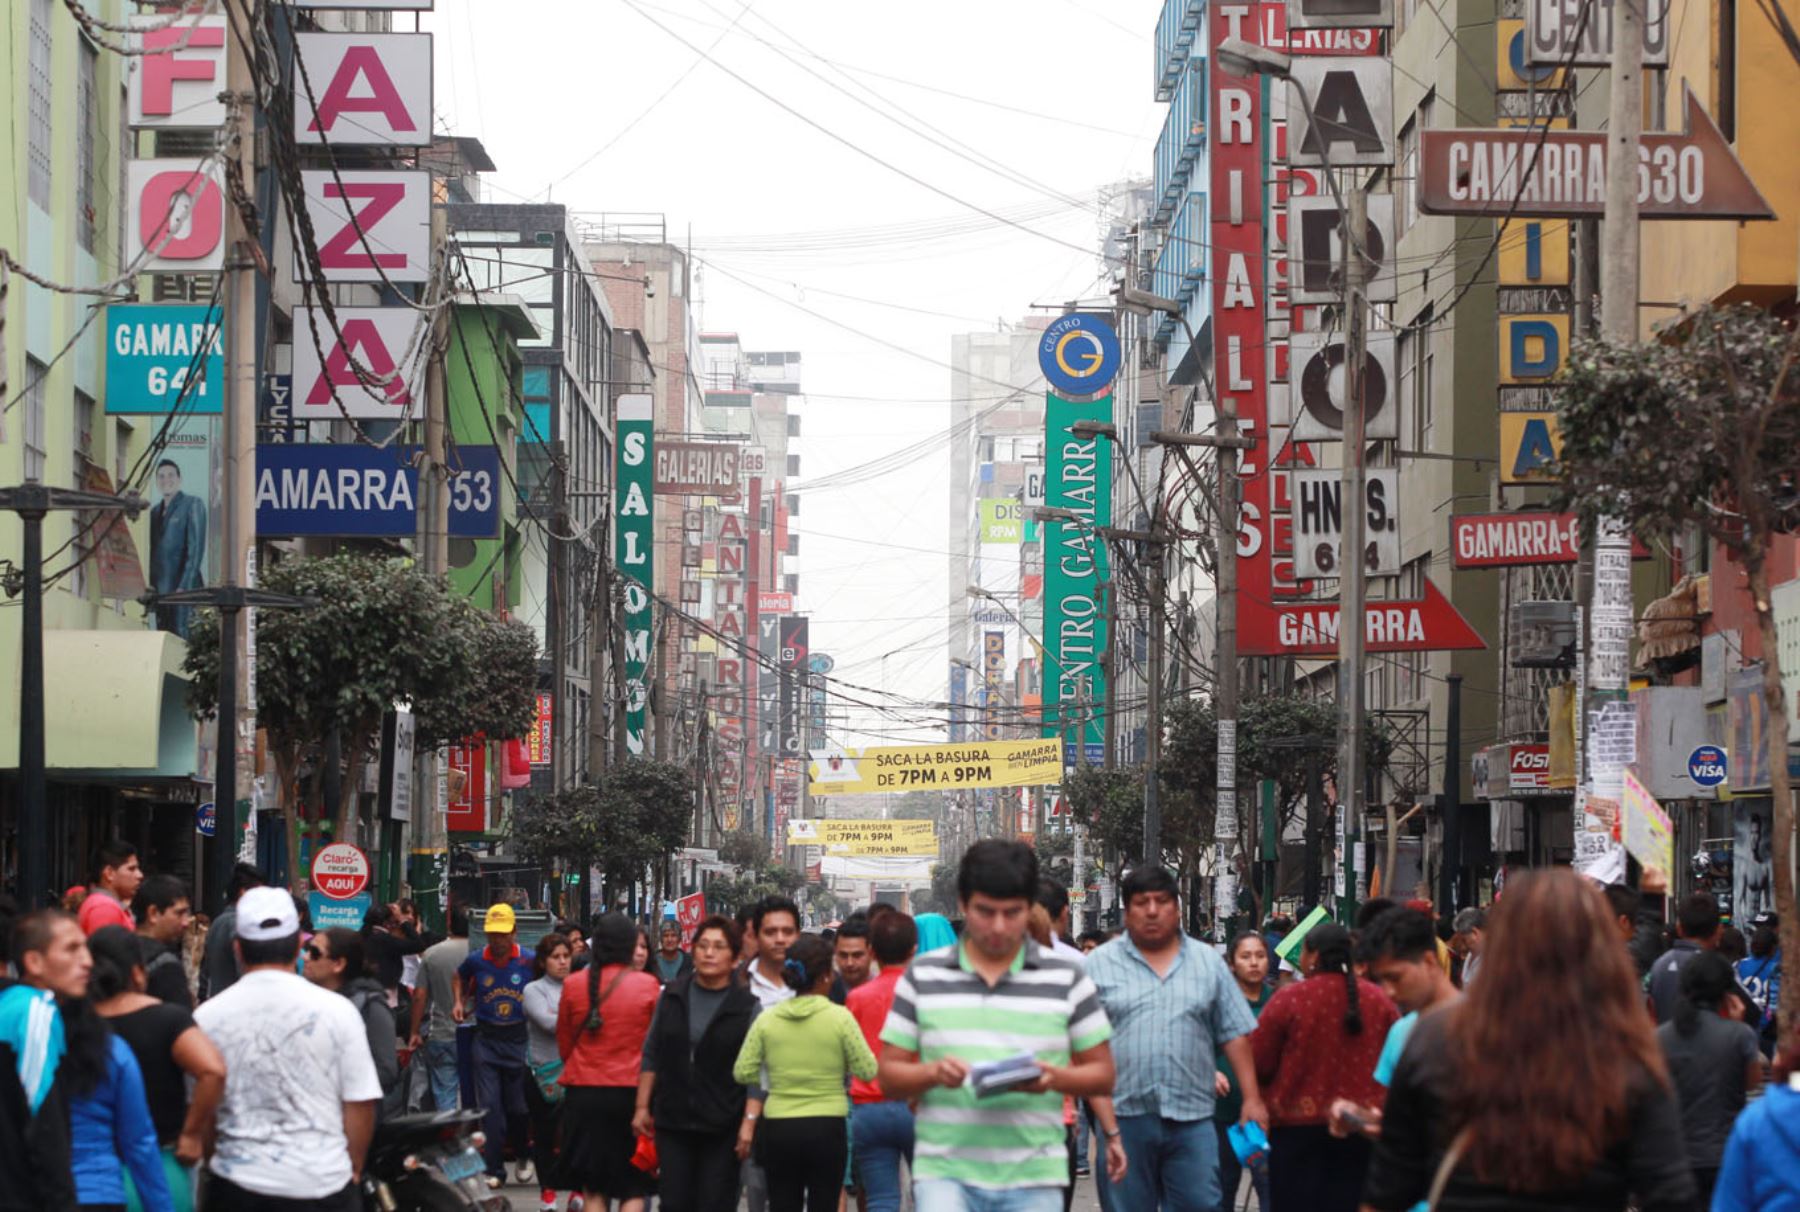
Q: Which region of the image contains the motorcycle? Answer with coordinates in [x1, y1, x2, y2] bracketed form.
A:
[361, 1108, 509, 1211]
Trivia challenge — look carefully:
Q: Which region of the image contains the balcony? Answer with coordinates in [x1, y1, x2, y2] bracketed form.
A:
[1152, 59, 1207, 226]
[1151, 190, 1206, 342]
[1155, 0, 1205, 101]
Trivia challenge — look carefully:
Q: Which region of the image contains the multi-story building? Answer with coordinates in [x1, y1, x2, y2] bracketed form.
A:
[453, 203, 617, 799]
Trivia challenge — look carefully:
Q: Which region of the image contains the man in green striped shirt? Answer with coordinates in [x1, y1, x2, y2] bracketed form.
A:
[878, 840, 1117, 1211]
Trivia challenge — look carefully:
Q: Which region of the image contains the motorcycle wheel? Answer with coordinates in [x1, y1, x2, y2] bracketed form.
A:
[387, 1170, 485, 1211]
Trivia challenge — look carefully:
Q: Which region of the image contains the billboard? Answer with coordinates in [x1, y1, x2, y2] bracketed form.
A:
[978, 498, 1023, 543]
[784, 819, 938, 856]
[296, 170, 431, 284]
[147, 417, 218, 640]
[106, 303, 224, 414]
[654, 441, 741, 495]
[293, 34, 434, 147]
[808, 739, 1064, 796]
[779, 617, 810, 756]
[615, 395, 654, 757]
[1041, 394, 1111, 748]
[253, 444, 500, 538]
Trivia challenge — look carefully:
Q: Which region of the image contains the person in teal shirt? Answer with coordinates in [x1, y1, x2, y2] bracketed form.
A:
[733, 934, 877, 1212]
[1216, 931, 1275, 1212]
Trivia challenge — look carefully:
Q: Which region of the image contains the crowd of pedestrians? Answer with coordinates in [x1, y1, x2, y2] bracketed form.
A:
[4, 832, 1799, 1212]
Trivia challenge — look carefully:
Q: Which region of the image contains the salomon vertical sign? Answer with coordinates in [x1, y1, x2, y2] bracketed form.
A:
[615, 395, 654, 757]
[1041, 394, 1112, 750]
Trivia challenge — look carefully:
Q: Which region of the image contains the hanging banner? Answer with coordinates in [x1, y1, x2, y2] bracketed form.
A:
[1621, 769, 1674, 876]
[525, 693, 553, 766]
[784, 819, 939, 856]
[779, 617, 809, 756]
[1040, 394, 1111, 749]
[808, 738, 1064, 796]
[675, 892, 706, 949]
[615, 395, 654, 757]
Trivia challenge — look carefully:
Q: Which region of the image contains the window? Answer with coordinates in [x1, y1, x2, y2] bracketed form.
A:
[785, 493, 799, 516]
[75, 389, 95, 459]
[786, 454, 800, 477]
[78, 37, 98, 252]
[28, 0, 53, 211]
[786, 414, 801, 437]
[1404, 305, 1434, 447]
[23, 359, 49, 482]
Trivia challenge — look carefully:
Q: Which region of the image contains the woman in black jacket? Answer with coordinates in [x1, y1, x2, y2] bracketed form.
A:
[1362, 869, 1698, 1212]
[631, 915, 761, 1212]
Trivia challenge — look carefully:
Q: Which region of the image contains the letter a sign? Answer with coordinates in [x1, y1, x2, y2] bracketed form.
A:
[294, 34, 433, 147]
[290, 307, 427, 421]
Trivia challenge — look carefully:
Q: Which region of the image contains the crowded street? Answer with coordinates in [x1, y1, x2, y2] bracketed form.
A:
[4, 0, 1800, 1210]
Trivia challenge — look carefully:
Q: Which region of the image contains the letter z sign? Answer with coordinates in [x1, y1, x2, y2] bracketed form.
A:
[298, 171, 430, 284]
[294, 34, 433, 147]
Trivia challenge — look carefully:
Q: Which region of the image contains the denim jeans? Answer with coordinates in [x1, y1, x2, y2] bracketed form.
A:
[913, 1181, 1065, 1212]
[851, 1100, 915, 1212]
[1094, 1113, 1220, 1212]
[423, 1038, 460, 1111]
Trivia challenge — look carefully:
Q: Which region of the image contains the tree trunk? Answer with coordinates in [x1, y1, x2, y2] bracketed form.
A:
[274, 745, 302, 893]
[337, 728, 374, 845]
[1745, 556, 1799, 1036]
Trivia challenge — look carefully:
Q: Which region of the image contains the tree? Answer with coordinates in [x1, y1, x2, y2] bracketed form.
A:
[911, 861, 960, 917]
[1554, 303, 1800, 1031]
[509, 759, 693, 899]
[184, 553, 540, 874]
[1063, 766, 1144, 868]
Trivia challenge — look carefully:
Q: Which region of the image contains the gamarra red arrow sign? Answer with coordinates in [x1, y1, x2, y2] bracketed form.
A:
[1419, 85, 1773, 220]
[1241, 580, 1486, 657]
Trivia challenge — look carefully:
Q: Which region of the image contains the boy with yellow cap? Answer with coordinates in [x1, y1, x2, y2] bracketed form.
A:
[454, 903, 537, 1189]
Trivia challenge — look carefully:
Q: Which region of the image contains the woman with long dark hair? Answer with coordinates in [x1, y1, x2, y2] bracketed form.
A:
[1249, 922, 1397, 1212]
[66, 927, 177, 1212]
[1658, 949, 1762, 1205]
[87, 926, 222, 1212]
[556, 912, 662, 1212]
[731, 934, 876, 1212]
[1363, 869, 1698, 1211]
[1218, 931, 1275, 1212]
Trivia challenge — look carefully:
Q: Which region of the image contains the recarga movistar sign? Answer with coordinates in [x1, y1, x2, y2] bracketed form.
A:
[615, 394, 655, 756]
[1041, 393, 1112, 749]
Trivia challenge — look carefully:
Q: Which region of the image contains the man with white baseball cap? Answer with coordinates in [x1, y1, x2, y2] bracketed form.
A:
[193, 886, 383, 1210]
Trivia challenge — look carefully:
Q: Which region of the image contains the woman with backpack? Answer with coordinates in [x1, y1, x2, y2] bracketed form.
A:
[556, 912, 662, 1212]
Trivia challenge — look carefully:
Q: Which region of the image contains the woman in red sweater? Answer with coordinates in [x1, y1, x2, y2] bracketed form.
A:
[557, 913, 663, 1212]
[1250, 922, 1399, 1212]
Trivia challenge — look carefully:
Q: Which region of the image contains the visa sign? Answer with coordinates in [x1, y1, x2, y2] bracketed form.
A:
[254, 444, 500, 538]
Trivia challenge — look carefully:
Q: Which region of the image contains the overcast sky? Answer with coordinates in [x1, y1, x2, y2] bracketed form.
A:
[424, 0, 1164, 746]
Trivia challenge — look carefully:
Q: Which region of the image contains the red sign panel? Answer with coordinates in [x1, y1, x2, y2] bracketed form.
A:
[676, 892, 706, 951]
[310, 842, 371, 900]
[525, 693, 553, 766]
[446, 740, 487, 833]
[1510, 743, 1552, 792]
[758, 591, 794, 615]
[1450, 512, 1651, 568]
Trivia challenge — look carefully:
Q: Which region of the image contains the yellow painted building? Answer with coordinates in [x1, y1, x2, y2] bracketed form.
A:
[1639, 0, 1800, 321]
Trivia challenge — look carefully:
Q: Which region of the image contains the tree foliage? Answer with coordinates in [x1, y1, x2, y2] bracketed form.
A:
[1553, 303, 1800, 1033]
[1552, 305, 1800, 545]
[509, 760, 693, 892]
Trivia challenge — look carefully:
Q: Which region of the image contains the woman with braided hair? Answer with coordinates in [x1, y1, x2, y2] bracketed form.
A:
[1249, 921, 1399, 1212]
[731, 933, 877, 1211]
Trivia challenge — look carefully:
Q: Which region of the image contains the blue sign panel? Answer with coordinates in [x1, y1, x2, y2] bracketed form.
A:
[1062, 742, 1107, 773]
[106, 304, 225, 414]
[195, 801, 216, 837]
[255, 444, 501, 539]
[1038, 314, 1121, 398]
[308, 891, 372, 931]
[1688, 745, 1729, 788]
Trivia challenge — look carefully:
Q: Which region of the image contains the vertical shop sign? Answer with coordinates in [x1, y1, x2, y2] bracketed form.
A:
[1040, 394, 1112, 749]
[615, 395, 654, 757]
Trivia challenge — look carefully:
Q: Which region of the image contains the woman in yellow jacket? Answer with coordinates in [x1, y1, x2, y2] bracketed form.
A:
[733, 933, 878, 1212]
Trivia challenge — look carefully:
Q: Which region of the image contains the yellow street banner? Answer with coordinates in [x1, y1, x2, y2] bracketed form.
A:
[808, 739, 1064, 796]
[785, 819, 939, 856]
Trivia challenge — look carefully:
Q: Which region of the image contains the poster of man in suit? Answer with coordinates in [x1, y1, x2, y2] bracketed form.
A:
[149, 434, 209, 637]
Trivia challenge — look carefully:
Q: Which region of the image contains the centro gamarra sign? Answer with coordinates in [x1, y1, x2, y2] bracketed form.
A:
[1040, 395, 1112, 750]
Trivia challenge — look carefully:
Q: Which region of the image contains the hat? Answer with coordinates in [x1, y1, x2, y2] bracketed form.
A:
[236, 886, 300, 941]
[484, 902, 516, 933]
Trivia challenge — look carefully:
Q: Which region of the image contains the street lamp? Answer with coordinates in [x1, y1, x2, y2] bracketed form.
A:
[1213, 33, 1373, 923]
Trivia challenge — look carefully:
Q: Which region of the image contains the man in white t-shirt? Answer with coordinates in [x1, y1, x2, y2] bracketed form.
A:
[195, 887, 383, 1210]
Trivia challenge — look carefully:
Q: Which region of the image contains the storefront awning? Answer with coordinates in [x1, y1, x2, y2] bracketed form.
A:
[2, 629, 196, 777]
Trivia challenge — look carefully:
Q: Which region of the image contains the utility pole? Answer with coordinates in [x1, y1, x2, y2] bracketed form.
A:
[1144, 540, 1166, 867]
[1438, 673, 1463, 910]
[1336, 183, 1371, 927]
[414, 204, 451, 910]
[1585, 0, 1644, 820]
